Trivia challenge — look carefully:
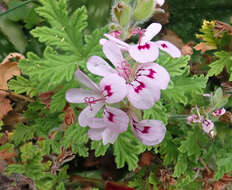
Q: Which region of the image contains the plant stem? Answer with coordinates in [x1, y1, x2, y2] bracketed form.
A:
[0, 89, 34, 102]
[199, 157, 211, 175]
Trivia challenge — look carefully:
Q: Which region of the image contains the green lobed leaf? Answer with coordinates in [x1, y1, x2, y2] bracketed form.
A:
[159, 132, 179, 166]
[63, 124, 89, 157]
[19, 48, 77, 92]
[208, 51, 232, 81]
[113, 130, 144, 171]
[163, 72, 207, 105]
[49, 79, 77, 113]
[143, 101, 168, 125]
[156, 53, 190, 77]
[173, 154, 188, 177]
[179, 129, 205, 157]
[8, 76, 38, 97]
[91, 140, 110, 157]
[214, 152, 232, 180]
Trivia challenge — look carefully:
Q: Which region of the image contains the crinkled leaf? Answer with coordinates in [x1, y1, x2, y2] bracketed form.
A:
[91, 140, 110, 157]
[208, 51, 232, 81]
[63, 124, 89, 157]
[113, 131, 144, 171]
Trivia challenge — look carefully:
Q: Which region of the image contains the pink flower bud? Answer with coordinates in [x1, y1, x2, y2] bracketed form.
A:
[212, 108, 226, 117]
[202, 119, 214, 134]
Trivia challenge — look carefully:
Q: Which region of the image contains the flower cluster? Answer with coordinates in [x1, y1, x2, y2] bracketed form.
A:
[187, 106, 226, 137]
[66, 23, 181, 145]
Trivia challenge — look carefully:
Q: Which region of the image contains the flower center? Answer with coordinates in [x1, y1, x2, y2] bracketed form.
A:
[84, 96, 105, 111]
[116, 60, 131, 80]
[132, 27, 146, 45]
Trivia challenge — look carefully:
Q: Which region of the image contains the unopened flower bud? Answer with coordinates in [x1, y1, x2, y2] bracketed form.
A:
[212, 108, 226, 117]
[202, 119, 214, 134]
[113, 2, 131, 27]
[133, 0, 155, 22]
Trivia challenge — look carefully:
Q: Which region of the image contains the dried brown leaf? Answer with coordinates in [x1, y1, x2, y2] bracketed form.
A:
[0, 53, 23, 96]
[194, 42, 216, 53]
[0, 95, 12, 120]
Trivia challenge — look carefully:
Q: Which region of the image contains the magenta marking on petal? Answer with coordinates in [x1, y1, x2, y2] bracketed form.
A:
[104, 85, 113, 97]
[147, 69, 156, 79]
[138, 43, 150, 50]
[141, 126, 150, 134]
[106, 111, 114, 122]
[161, 43, 168, 48]
[133, 123, 151, 134]
[134, 81, 145, 93]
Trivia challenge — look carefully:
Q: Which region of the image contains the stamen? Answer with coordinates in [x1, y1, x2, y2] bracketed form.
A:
[116, 60, 131, 79]
[132, 27, 146, 44]
[84, 96, 105, 111]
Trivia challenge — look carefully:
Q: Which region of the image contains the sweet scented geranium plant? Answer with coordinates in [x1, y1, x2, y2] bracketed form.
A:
[3, 0, 232, 189]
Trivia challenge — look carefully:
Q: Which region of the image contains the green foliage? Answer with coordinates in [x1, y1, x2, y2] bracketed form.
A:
[157, 54, 190, 77]
[6, 0, 42, 29]
[143, 101, 168, 125]
[159, 132, 179, 166]
[179, 128, 206, 157]
[8, 76, 38, 97]
[17, 0, 106, 92]
[63, 124, 89, 157]
[113, 130, 144, 171]
[0, 14, 27, 52]
[91, 140, 110, 157]
[50, 80, 77, 113]
[208, 51, 232, 81]
[214, 152, 232, 180]
[163, 72, 207, 105]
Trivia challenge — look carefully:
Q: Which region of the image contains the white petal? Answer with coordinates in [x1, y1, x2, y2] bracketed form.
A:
[103, 106, 129, 133]
[127, 80, 160, 110]
[136, 63, 170, 90]
[88, 128, 104, 141]
[132, 120, 166, 145]
[156, 0, 165, 6]
[88, 118, 106, 129]
[103, 41, 124, 68]
[78, 101, 104, 127]
[129, 42, 159, 63]
[141, 23, 162, 44]
[66, 88, 101, 103]
[100, 74, 127, 104]
[75, 70, 100, 92]
[155, 40, 181, 58]
[87, 56, 116, 77]
[102, 128, 119, 145]
[104, 34, 130, 49]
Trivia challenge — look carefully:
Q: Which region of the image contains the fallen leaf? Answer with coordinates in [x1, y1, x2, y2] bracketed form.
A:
[0, 95, 12, 120]
[139, 151, 154, 166]
[0, 53, 23, 96]
[39, 91, 54, 109]
[194, 42, 216, 53]
[64, 106, 75, 126]
[0, 147, 17, 163]
[181, 41, 195, 56]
